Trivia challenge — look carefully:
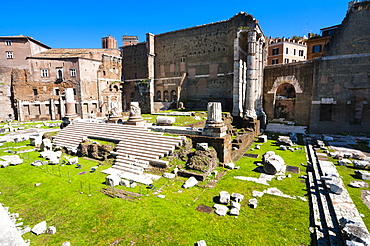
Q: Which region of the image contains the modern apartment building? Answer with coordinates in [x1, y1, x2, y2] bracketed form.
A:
[267, 37, 307, 65]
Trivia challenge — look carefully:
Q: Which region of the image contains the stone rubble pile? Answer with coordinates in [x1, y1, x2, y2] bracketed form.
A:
[213, 191, 244, 216]
[0, 155, 23, 167]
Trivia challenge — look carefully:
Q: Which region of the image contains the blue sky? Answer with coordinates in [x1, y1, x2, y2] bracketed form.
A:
[1, 0, 350, 48]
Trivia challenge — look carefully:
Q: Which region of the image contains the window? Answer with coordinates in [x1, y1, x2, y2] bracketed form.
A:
[284, 58, 289, 64]
[5, 40, 12, 46]
[293, 49, 296, 55]
[272, 48, 279, 55]
[54, 88, 60, 96]
[180, 57, 186, 63]
[6, 51, 13, 59]
[56, 67, 63, 79]
[286, 47, 289, 54]
[292, 59, 296, 62]
[33, 89, 38, 96]
[313, 45, 322, 53]
[299, 50, 304, 57]
[41, 69, 49, 77]
[272, 58, 279, 65]
[70, 69, 76, 77]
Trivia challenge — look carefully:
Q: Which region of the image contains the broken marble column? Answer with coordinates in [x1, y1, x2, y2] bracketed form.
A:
[106, 175, 121, 187]
[183, 176, 198, 188]
[31, 221, 47, 235]
[125, 102, 144, 125]
[263, 151, 285, 175]
[203, 102, 227, 137]
[213, 204, 228, 216]
[65, 88, 78, 118]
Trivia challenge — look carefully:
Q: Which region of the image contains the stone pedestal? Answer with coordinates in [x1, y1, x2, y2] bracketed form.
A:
[203, 102, 227, 137]
[125, 102, 145, 125]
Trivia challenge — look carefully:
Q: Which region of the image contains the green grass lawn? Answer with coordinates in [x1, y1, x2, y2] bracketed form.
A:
[0, 139, 311, 245]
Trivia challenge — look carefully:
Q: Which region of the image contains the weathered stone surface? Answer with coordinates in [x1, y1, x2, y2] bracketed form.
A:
[229, 207, 240, 215]
[196, 239, 207, 246]
[277, 136, 293, 146]
[213, 204, 228, 216]
[349, 181, 369, 188]
[119, 179, 130, 187]
[248, 198, 258, 209]
[156, 116, 176, 126]
[355, 170, 370, 180]
[224, 162, 235, 169]
[68, 157, 78, 165]
[263, 152, 285, 175]
[338, 159, 351, 166]
[31, 221, 47, 235]
[258, 135, 267, 143]
[230, 201, 241, 210]
[183, 176, 198, 189]
[163, 173, 176, 179]
[186, 148, 217, 173]
[46, 226, 56, 235]
[106, 175, 121, 187]
[353, 160, 369, 169]
[40, 138, 52, 151]
[196, 143, 208, 151]
[219, 191, 230, 204]
[231, 193, 244, 202]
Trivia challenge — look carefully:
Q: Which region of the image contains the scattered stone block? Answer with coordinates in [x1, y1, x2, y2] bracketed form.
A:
[279, 145, 287, 151]
[19, 225, 31, 235]
[219, 191, 230, 204]
[119, 179, 130, 187]
[31, 160, 43, 167]
[353, 160, 369, 169]
[252, 191, 264, 198]
[156, 116, 176, 126]
[46, 226, 56, 235]
[338, 159, 351, 166]
[349, 181, 369, 188]
[0, 161, 9, 168]
[62, 242, 71, 246]
[213, 204, 228, 216]
[183, 176, 198, 189]
[230, 201, 241, 210]
[34, 183, 41, 187]
[258, 135, 267, 143]
[30, 135, 42, 147]
[225, 162, 235, 169]
[229, 207, 240, 216]
[263, 152, 285, 175]
[327, 182, 343, 195]
[130, 182, 137, 188]
[157, 194, 166, 199]
[173, 167, 179, 175]
[68, 157, 78, 165]
[196, 143, 208, 151]
[31, 221, 47, 235]
[255, 145, 261, 150]
[355, 170, 370, 180]
[231, 193, 244, 202]
[106, 175, 121, 187]
[277, 136, 293, 146]
[163, 173, 176, 179]
[248, 198, 258, 209]
[197, 240, 207, 246]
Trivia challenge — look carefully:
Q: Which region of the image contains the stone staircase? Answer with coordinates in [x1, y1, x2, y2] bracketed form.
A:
[53, 122, 184, 182]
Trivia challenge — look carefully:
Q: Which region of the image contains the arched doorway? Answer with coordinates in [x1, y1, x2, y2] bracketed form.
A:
[274, 83, 296, 120]
[170, 90, 177, 102]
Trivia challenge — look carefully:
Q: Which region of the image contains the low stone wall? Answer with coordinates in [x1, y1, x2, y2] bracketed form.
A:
[188, 135, 231, 163]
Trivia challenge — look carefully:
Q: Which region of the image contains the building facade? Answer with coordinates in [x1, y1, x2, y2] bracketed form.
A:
[267, 38, 307, 65]
[0, 35, 50, 69]
[121, 12, 267, 123]
[306, 25, 340, 60]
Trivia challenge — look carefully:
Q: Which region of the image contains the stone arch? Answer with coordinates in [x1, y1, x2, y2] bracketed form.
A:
[170, 90, 177, 102]
[267, 75, 303, 94]
[269, 76, 302, 121]
[156, 90, 162, 101]
[163, 90, 169, 102]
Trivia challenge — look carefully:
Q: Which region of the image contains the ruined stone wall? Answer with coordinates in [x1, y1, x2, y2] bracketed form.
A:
[309, 1, 370, 134]
[121, 43, 148, 80]
[324, 1, 370, 56]
[120, 13, 265, 116]
[153, 14, 257, 112]
[263, 61, 314, 126]
[0, 67, 14, 120]
[189, 135, 232, 163]
[309, 57, 370, 134]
